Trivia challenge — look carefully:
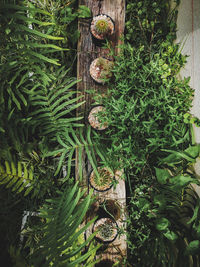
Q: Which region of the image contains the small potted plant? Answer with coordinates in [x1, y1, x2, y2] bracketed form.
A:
[89, 57, 114, 84]
[93, 217, 118, 243]
[89, 167, 114, 192]
[88, 105, 108, 131]
[90, 14, 115, 40]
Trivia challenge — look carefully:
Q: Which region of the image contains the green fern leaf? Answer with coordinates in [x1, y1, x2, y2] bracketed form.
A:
[0, 161, 34, 195]
[31, 182, 97, 266]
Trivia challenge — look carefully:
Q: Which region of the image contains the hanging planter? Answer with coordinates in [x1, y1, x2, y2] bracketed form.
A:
[89, 57, 113, 84]
[88, 105, 108, 131]
[90, 14, 115, 40]
[93, 217, 118, 243]
[89, 167, 114, 192]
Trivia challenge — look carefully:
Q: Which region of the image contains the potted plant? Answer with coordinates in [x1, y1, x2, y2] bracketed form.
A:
[89, 57, 114, 84]
[88, 105, 108, 131]
[90, 14, 115, 40]
[89, 167, 114, 192]
[93, 217, 118, 243]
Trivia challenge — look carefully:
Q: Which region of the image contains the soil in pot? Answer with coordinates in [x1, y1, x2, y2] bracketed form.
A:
[88, 105, 108, 131]
[93, 217, 118, 243]
[89, 57, 113, 84]
[89, 167, 114, 192]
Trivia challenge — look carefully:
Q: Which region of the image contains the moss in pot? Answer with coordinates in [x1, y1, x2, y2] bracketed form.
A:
[90, 14, 115, 40]
[89, 57, 114, 84]
[89, 167, 114, 192]
[93, 217, 118, 243]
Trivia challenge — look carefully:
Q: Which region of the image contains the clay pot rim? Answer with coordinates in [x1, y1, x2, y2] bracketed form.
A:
[87, 105, 108, 131]
[92, 217, 118, 243]
[88, 167, 115, 192]
[90, 14, 115, 40]
[89, 57, 114, 84]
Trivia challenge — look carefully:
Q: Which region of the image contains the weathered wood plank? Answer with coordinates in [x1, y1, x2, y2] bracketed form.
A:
[77, 0, 126, 265]
[77, 0, 125, 119]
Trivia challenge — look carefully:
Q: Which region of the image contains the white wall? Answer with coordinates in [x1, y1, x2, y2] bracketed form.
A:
[176, 0, 200, 143]
[176, 0, 200, 195]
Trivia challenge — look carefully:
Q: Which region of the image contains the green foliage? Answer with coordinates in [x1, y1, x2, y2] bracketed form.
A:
[99, 43, 193, 173]
[46, 126, 108, 178]
[0, 1, 98, 264]
[125, 0, 179, 51]
[1, 0, 200, 266]
[27, 67, 84, 141]
[29, 182, 99, 267]
[0, 161, 34, 196]
[0, 2, 64, 111]
[185, 240, 200, 256]
[127, 144, 200, 266]
[78, 5, 91, 19]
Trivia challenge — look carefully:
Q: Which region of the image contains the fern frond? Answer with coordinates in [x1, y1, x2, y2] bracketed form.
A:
[31, 182, 98, 266]
[0, 161, 34, 195]
[28, 69, 84, 141]
[47, 126, 107, 178]
[0, 2, 65, 110]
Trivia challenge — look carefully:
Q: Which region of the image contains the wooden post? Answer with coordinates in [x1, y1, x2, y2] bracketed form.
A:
[77, 0, 126, 265]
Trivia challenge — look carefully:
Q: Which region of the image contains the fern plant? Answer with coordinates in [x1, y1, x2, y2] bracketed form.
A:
[0, 2, 65, 112]
[46, 126, 109, 179]
[0, 161, 34, 196]
[27, 67, 84, 142]
[30, 182, 100, 267]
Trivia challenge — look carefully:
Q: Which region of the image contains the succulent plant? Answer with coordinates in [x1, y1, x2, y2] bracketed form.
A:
[88, 105, 108, 131]
[90, 14, 114, 40]
[93, 217, 118, 243]
[95, 18, 109, 34]
[89, 57, 114, 84]
[89, 167, 114, 192]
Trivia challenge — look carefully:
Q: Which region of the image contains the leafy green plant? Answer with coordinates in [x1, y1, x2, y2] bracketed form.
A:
[125, 0, 179, 51]
[127, 144, 200, 266]
[0, 161, 34, 196]
[46, 126, 108, 178]
[98, 43, 193, 175]
[27, 67, 84, 141]
[0, 1, 98, 265]
[29, 182, 99, 267]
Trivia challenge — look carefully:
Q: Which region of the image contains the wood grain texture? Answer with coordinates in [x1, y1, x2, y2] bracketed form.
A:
[77, 0, 125, 118]
[77, 0, 126, 265]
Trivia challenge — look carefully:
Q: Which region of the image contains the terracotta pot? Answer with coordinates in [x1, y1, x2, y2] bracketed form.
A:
[89, 57, 114, 84]
[90, 14, 115, 40]
[93, 217, 118, 243]
[89, 167, 114, 192]
[88, 105, 108, 131]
